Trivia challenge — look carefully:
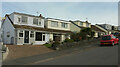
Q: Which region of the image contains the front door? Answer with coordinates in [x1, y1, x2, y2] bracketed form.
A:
[24, 31, 29, 43]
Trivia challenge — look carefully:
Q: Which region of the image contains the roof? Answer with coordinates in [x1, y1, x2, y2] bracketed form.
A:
[46, 18, 70, 23]
[74, 20, 91, 24]
[5, 15, 72, 33]
[69, 20, 85, 29]
[14, 25, 72, 33]
[91, 25, 107, 32]
[13, 12, 45, 19]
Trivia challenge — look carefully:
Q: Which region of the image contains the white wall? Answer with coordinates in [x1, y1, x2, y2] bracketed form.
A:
[118, 26, 120, 31]
[2, 16, 15, 44]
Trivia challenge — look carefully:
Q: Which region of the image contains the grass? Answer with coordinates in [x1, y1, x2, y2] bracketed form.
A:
[44, 44, 52, 48]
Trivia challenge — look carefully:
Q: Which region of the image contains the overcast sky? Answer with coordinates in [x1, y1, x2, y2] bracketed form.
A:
[1, 2, 119, 27]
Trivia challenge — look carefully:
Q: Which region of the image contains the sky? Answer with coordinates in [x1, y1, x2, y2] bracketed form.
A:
[1, 2, 119, 27]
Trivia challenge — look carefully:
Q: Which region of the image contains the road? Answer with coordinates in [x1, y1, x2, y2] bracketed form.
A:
[3, 43, 118, 65]
[34, 45, 118, 65]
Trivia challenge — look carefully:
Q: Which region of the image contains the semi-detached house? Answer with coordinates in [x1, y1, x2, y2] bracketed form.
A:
[1, 12, 71, 45]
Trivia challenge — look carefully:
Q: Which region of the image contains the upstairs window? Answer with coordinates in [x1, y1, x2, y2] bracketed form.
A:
[18, 17, 21, 22]
[33, 18, 41, 26]
[33, 18, 38, 25]
[39, 21, 41, 26]
[22, 16, 27, 23]
[80, 22, 83, 26]
[86, 23, 89, 27]
[51, 21, 58, 27]
[61, 23, 68, 28]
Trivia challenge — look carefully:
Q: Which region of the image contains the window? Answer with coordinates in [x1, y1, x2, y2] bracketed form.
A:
[102, 36, 111, 40]
[7, 32, 10, 37]
[33, 18, 38, 25]
[80, 22, 83, 26]
[35, 32, 42, 41]
[19, 30, 23, 37]
[61, 23, 68, 28]
[22, 16, 27, 23]
[18, 17, 21, 22]
[43, 33, 45, 41]
[86, 23, 89, 27]
[30, 31, 34, 38]
[39, 21, 41, 26]
[51, 21, 58, 27]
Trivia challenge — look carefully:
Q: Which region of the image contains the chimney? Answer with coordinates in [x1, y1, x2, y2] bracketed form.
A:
[39, 14, 42, 17]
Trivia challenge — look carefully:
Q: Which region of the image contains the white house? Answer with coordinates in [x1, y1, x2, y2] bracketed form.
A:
[1, 12, 71, 45]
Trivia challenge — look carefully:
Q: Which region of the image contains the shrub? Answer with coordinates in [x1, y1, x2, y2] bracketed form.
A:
[44, 44, 52, 48]
[64, 38, 74, 43]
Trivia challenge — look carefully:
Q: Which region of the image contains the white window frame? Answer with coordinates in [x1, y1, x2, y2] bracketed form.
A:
[42, 33, 45, 41]
[80, 22, 83, 26]
[61, 23, 68, 28]
[33, 18, 38, 25]
[21, 16, 27, 23]
[51, 21, 58, 27]
[30, 31, 34, 38]
[19, 30, 24, 38]
[18, 17, 21, 23]
[86, 23, 89, 27]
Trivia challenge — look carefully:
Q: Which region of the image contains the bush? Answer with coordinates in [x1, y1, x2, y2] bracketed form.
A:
[64, 38, 74, 43]
[44, 44, 52, 48]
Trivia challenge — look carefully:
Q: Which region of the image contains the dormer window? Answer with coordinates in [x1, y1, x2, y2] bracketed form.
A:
[18, 17, 21, 22]
[61, 23, 68, 28]
[33, 18, 41, 26]
[51, 21, 58, 27]
[80, 22, 83, 26]
[33, 18, 38, 25]
[22, 16, 27, 23]
[39, 21, 41, 26]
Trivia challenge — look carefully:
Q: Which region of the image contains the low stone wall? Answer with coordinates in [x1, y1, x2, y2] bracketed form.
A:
[56, 38, 101, 50]
[0, 42, 9, 61]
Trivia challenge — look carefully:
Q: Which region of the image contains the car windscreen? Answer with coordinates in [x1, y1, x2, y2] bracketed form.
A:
[102, 36, 111, 40]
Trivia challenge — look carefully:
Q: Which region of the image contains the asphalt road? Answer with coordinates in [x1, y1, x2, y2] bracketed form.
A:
[3, 42, 118, 65]
[35, 45, 118, 65]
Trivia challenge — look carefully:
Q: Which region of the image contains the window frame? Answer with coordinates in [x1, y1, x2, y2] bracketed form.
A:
[33, 18, 38, 25]
[51, 21, 58, 27]
[21, 16, 28, 23]
[61, 23, 68, 28]
[30, 31, 34, 38]
[19, 30, 24, 37]
[18, 17, 21, 22]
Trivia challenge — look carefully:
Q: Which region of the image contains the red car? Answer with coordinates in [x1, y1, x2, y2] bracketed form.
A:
[100, 34, 119, 46]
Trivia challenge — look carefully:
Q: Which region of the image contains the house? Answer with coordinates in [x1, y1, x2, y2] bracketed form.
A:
[1, 12, 71, 45]
[118, 26, 120, 31]
[70, 20, 91, 33]
[111, 25, 119, 33]
[45, 18, 71, 42]
[91, 25, 108, 37]
[97, 24, 112, 34]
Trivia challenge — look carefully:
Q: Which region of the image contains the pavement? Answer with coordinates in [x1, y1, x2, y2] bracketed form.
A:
[0, 43, 2, 67]
[5, 45, 54, 61]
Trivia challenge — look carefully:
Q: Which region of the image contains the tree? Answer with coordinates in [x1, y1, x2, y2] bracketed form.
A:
[79, 27, 95, 40]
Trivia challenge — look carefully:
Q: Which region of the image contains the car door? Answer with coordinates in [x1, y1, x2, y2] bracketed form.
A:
[112, 35, 116, 44]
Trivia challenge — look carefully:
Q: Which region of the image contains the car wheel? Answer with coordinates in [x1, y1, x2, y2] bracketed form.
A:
[112, 42, 114, 46]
